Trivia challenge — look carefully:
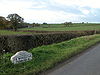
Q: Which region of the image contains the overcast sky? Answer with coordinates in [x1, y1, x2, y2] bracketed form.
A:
[0, 0, 100, 23]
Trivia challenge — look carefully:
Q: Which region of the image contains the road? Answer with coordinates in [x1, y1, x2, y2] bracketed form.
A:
[42, 43, 100, 75]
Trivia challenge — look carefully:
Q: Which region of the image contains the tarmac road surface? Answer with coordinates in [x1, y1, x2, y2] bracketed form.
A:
[43, 44, 100, 75]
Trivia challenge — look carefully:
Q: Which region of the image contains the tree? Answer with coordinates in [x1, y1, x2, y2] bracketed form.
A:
[0, 16, 8, 29]
[64, 22, 72, 27]
[32, 23, 36, 27]
[43, 22, 47, 24]
[7, 13, 24, 31]
[0, 16, 7, 26]
[82, 22, 84, 24]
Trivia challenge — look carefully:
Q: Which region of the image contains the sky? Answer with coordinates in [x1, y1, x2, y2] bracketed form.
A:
[0, 0, 100, 23]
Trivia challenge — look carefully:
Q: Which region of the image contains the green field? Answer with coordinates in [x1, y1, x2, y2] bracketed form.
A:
[20, 24, 100, 31]
[0, 24, 100, 35]
[0, 34, 100, 75]
[0, 30, 32, 35]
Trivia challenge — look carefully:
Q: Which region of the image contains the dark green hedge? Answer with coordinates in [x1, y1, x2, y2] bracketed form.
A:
[0, 30, 100, 53]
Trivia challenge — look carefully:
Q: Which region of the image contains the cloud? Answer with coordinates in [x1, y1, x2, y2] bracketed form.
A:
[0, 0, 100, 23]
[19, 9, 85, 23]
[54, 0, 100, 8]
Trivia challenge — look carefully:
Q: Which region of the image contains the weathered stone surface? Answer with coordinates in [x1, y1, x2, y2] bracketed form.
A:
[11, 51, 32, 64]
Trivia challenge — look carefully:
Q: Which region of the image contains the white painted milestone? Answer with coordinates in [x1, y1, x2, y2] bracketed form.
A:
[11, 51, 32, 64]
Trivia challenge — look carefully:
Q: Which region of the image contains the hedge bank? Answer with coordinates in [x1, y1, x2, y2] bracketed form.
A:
[0, 30, 100, 53]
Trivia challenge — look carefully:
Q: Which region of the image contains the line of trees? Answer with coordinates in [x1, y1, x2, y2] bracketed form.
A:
[0, 14, 77, 31]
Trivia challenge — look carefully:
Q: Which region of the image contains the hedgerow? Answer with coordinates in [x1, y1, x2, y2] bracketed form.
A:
[0, 30, 100, 53]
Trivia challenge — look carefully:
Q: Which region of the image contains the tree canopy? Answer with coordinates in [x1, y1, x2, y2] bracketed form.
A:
[0, 16, 7, 26]
[7, 13, 24, 31]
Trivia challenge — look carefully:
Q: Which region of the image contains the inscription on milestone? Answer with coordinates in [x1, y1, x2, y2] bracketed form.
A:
[11, 51, 32, 64]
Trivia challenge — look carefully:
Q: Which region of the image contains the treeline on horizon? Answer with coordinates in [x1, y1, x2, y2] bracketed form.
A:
[0, 13, 100, 31]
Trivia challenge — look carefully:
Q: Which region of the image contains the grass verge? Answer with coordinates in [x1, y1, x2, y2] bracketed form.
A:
[0, 34, 100, 75]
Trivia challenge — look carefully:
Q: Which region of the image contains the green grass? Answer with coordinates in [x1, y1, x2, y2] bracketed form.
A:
[42, 23, 100, 26]
[20, 24, 100, 31]
[0, 30, 32, 35]
[0, 34, 100, 75]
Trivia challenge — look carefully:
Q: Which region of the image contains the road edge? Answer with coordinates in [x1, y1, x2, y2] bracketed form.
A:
[40, 42, 100, 75]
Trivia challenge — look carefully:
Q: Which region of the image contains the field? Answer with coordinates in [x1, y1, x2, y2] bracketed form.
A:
[20, 23, 100, 31]
[0, 23, 100, 35]
[0, 30, 32, 35]
[0, 34, 100, 75]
